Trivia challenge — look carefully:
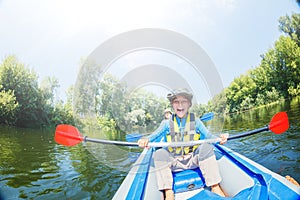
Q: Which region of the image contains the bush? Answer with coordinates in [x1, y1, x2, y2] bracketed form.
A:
[288, 83, 300, 97]
[0, 87, 18, 125]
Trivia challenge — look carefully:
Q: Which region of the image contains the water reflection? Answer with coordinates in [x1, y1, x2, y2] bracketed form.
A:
[221, 98, 300, 183]
[0, 127, 126, 199]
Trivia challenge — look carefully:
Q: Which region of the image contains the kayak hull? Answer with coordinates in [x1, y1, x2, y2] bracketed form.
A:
[113, 144, 300, 200]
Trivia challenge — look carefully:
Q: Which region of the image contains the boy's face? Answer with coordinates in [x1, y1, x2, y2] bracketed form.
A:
[171, 95, 191, 118]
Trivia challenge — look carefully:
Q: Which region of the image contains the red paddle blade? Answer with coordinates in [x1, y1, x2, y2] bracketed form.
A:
[269, 112, 289, 134]
[55, 124, 84, 146]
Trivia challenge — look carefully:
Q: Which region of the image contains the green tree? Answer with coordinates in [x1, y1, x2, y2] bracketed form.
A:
[126, 89, 166, 131]
[0, 85, 18, 125]
[49, 86, 75, 125]
[40, 76, 60, 106]
[204, 12, 300, 114]
[95, 74, 167, 132]
[261, 36, 300, 98]
[74, 59, 101, 118]
[95, 74, 128, 131]
[288, 83, 300, 97]
[226, 72, 257, 112]
[250, 66, 270, 96]
[279, 13, 300, 45]
[0, 56, 48, 127]
[207, 90, 227, 114]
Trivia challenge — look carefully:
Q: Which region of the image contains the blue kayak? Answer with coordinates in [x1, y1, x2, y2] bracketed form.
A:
[113, 135, 300, 199]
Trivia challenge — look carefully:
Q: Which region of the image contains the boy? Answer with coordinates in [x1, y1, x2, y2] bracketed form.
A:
[138, 88, 227, 199]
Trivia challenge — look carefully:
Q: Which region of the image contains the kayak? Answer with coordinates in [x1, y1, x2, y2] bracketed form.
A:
[113, 136, 300, 199]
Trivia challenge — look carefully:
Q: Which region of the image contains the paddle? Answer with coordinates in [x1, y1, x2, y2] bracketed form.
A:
[227, 111, 289, 140]
[199, 112, 214, 122]
[126, 112, 215, 142]
[55, 112, 289, 147]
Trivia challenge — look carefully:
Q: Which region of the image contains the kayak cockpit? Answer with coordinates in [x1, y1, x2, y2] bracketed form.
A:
[142, 145, 259, 200]
[113, 144, 300, 200]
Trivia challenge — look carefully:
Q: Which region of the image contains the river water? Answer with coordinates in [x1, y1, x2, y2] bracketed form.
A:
[0, 98, 299, 200]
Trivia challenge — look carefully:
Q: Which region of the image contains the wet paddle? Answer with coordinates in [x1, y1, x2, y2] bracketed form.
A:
[228, 111, 289, 140]
[55, 112, 289, 147]
[199, 112, 214, 122]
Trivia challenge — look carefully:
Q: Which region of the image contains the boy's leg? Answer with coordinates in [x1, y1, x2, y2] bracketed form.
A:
[195, 143, 222, 186]
[195, 143, 225, 196]
[154, 148, 174, 191]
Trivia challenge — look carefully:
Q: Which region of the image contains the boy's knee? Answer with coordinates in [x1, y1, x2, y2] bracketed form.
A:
[154, 148, 170, 161]
[196, 143, 214, 160]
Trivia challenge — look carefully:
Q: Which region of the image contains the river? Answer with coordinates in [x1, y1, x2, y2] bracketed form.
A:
[0, 98, 299, 200]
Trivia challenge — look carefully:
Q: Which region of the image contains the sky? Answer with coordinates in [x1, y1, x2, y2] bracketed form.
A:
[0, 0, 299, 104]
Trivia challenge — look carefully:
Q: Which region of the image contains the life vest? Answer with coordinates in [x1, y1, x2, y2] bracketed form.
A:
[167, 112, 200, 155]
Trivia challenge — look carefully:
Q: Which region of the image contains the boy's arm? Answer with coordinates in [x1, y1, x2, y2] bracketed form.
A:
[138, 120, 169, 148]
[195, 118, 213, 139]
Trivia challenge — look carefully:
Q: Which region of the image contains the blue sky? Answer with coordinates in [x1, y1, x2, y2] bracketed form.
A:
[0, 0, 299, 103]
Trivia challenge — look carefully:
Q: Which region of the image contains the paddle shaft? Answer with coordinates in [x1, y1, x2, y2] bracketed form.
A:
[86, 126, 269, 146]
[228, 126, 269, 140]
[85, 136, 220, 147]
[85, 137, 139, 147]
[140, 126, 270, 147]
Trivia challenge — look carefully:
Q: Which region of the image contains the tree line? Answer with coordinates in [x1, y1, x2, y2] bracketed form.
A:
[0, 13, 299, 130]
[0, 56, 75, 128]
[208, 13, 300, 113]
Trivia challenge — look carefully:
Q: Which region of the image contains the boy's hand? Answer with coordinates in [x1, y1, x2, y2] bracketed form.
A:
[219, 133, 228, 145]
[138, 138, 149, 148]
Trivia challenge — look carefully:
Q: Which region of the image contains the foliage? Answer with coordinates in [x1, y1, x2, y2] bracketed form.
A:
[0, 55, 74, 127]
[40, 76, 60, 106]
[225, 73, 257, 112]
[0, 85, 18, 125]
[97, 114, 116, 131]
[49, 100, 75, 125]
[0, 56, 48, 127]
[288, 83, 300, 97]
[208, 13, 300, 114]
[74, 59, 101, 118]
[74, 73, 167, 133]
[191, 103, 208, 117]
[279, 13, 300, 46]
[262, 36, 300, 98]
